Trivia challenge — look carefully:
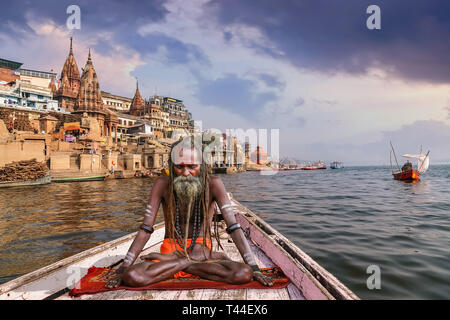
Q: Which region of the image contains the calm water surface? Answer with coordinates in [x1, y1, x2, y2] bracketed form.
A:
[1, 165, 449, 299]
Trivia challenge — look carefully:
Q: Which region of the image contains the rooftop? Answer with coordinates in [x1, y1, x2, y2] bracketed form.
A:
[101, 91, 132, 102]
[0, 58, 23, 70]
[18, 68, 57, 79]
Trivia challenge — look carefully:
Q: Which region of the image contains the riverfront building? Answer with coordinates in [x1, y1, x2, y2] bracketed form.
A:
[53, 37, 81, 113]
[102, 91, 132, 112]
[0, 58, 64, 114]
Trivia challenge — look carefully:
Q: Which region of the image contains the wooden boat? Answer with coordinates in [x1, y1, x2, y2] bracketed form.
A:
[390, 142, 430, 182]
[330, 161, 344, 169]
[392, 168, 421, 181]
[0, 194, 358, 300]
[302, 162, 326, 170]
[273, 164, 302, 171]
[0, 173, 52, 188]
[52, 174, 109, 183]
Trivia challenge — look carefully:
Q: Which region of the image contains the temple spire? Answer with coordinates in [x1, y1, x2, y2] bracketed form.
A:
[69, 37, 73, 55]
[130, 77, 145, 115]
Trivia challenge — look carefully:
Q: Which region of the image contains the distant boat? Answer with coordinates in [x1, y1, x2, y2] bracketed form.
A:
[273, 164, 302, 171]
[302, 161, 326, 170]
[0, 173, 52, 188]
[52, 174, 109, 183]
[330, 161, 344, 169]
[390, 142, 430, 182]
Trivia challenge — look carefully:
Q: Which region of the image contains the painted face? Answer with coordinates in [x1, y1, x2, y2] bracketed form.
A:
[173, 147, 201, 177]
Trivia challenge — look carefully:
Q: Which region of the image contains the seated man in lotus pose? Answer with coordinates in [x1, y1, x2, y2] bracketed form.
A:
[105, 136, 273, 288]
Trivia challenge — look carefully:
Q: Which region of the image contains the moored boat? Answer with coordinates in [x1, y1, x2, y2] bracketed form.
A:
[52, 174, 109, 183]
[273, 164, 302, 171]
[301, 161, 326, 170]
[330, 161, 344, 169]
[0, 194, 358, 300]
[0, 173, 52, 188]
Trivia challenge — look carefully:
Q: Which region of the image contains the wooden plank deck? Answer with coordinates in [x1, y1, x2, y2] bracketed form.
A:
[56, 233, 304, 300]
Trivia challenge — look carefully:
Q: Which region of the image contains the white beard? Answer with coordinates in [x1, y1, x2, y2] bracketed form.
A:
[173, 175, 202, 207]
[173, 175, 202, 245]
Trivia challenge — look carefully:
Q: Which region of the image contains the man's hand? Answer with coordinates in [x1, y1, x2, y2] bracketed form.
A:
[105, 266, 125, 289]
[253, 271, 274, 287]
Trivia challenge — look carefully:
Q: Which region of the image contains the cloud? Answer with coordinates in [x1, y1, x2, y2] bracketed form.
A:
[207, 0, 450, 84]
[195, 73, 278, 121]
[0, 0, 168, 35]
[1, 0, 449, 164]
[257, 73, 285, 90]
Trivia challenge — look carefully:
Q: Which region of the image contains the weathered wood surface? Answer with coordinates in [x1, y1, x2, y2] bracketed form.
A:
[0, 225, 166, 300]
[57, 233, 299, 300]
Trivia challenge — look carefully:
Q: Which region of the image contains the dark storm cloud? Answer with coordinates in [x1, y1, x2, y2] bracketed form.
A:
[207, 0, 450, 84]
[0, 1, 168, 37]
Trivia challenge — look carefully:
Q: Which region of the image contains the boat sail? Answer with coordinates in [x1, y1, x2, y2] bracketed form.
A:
[401, 153, 430, 174]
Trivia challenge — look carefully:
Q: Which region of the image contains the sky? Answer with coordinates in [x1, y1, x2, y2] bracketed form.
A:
[1, 0, 449, 164]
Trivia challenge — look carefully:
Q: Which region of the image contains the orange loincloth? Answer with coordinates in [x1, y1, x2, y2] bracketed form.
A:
[160, 238, 212, 279]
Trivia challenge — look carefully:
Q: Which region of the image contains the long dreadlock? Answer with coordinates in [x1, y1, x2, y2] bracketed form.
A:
[162, 135, 223, 260]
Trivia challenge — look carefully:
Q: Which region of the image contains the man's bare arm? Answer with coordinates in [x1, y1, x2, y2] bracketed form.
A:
[210, 177, 273, 286]
[122, 176, 167, 267]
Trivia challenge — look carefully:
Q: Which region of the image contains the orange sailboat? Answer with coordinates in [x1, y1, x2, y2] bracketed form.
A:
[390, 142, 430, 182]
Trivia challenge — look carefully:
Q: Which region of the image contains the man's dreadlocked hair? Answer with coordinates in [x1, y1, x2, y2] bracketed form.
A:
[162, 135, 223, 258]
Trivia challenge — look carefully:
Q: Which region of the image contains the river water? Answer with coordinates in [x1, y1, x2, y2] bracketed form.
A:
[0, 165, 449, 299]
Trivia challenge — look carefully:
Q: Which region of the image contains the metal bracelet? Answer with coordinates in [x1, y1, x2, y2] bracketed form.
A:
[226, 223, 241, 234]
[140, 224, 154, 234]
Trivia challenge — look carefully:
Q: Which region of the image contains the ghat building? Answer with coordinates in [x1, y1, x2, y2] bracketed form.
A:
[128, 87, 193, 138]
[54, 38, 119, 142]
[74, 50, 119, 140]
[53, 37, 80, 113]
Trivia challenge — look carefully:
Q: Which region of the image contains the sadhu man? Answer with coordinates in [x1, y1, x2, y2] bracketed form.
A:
[106, 136, 273, 288]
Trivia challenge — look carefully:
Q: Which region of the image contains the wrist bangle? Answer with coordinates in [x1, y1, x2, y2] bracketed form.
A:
[249, 264, 260, 272]
[226, 223, 241, 234]
[140, 224, 154, 234]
